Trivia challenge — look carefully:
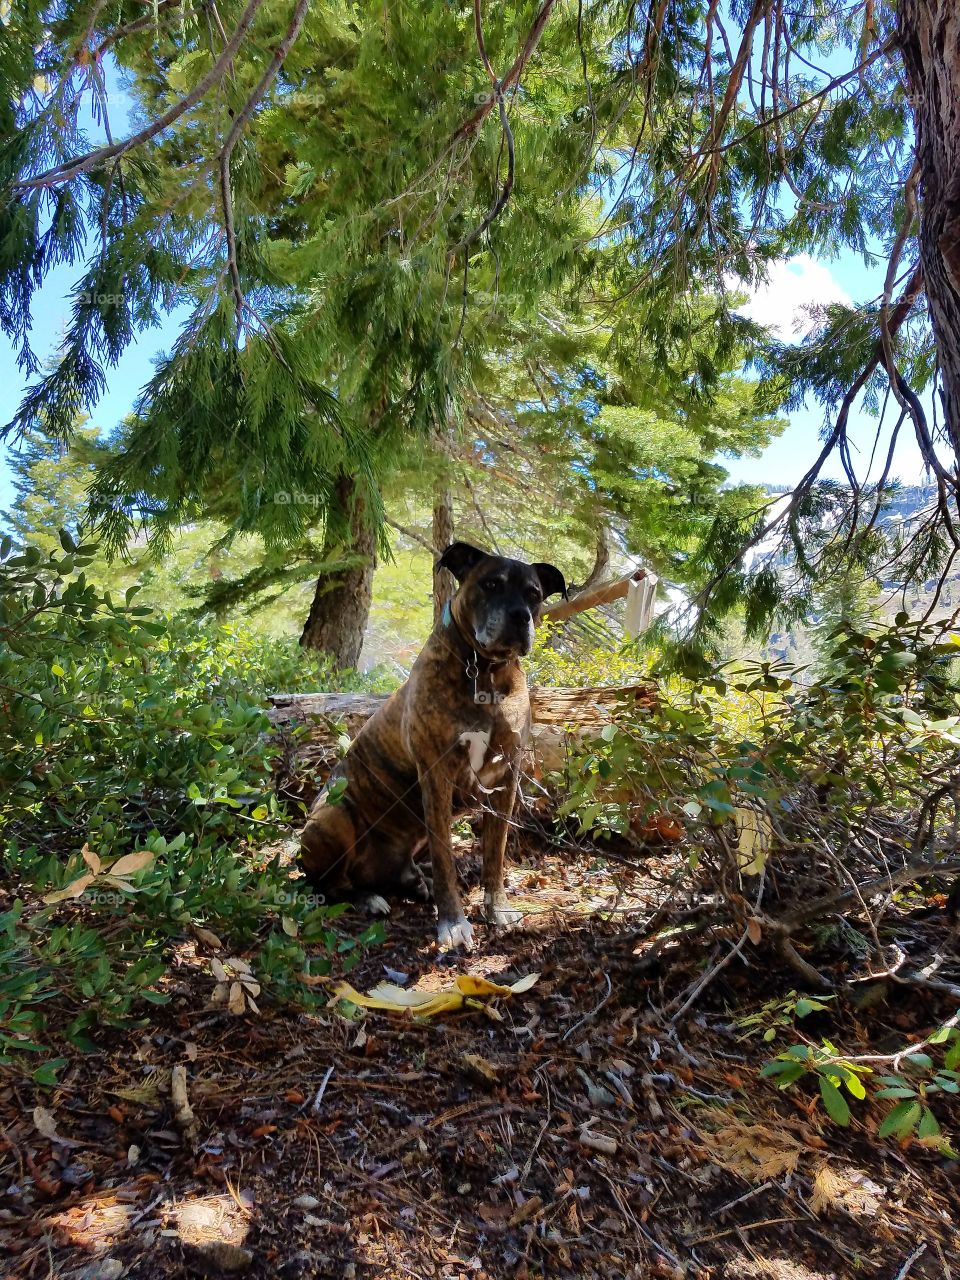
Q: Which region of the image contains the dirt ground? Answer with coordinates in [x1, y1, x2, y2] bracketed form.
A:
[2, 837, 959, 1280]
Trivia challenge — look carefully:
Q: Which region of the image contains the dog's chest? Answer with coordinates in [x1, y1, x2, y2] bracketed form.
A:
[455, 698, 527, 796]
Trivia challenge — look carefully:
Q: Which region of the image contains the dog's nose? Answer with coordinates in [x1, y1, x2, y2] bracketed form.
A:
[509, 608, 532, 627]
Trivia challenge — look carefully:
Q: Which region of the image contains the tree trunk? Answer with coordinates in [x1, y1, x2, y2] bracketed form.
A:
[299, 474, 376, 669]
[899, 1, 960, 459]
[432, 485, 455, 627]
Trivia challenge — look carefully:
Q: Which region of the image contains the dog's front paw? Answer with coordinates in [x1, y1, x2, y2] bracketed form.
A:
[436, 916, 475, 951]
[483, 895, 523, 930]
[355, 893, 391, 917]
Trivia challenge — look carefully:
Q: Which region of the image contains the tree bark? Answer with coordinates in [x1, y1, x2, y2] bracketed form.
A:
[899, 0, 960, 459]
[432, 485, 456, 627]
[299, 474, 376, 669]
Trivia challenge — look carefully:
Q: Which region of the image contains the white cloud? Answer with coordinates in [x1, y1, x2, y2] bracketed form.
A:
[730, 253, 852, 342]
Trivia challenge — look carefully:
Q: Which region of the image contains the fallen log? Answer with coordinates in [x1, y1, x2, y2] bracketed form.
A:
[267, 683, 656, 727]
[268, 683, 658, 807]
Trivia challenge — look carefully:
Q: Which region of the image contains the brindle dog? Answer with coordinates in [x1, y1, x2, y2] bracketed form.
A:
[299, 542, 566, 949]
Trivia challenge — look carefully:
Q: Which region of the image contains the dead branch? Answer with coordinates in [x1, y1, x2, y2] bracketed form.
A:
[543, 570, 647, 623]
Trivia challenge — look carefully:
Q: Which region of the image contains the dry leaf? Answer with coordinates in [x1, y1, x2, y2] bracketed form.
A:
[228, 981, 246, 1015]
[81, 845, 101, 875]
[462, 1053, 500, 1083]
[42, 872, 95, 905]
[747, 917, 762, 944]
[33, 1106, 59, 1140]
[210, 959, 228, 983]
[170, 1065, 195, 1128]
[193, 927, 223, 951]
[110, 850, 154, 878]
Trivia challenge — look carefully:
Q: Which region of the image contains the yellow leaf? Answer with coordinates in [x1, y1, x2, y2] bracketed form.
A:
[736, 807, 772, 876]
[110, 850, 154, 878]
[456, 975, 515, 998]
[43, 873, 95, 904]
[332, 971, 539, 1019]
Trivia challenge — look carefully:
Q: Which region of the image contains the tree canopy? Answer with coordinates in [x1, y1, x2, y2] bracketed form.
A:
[3, 0, 959, 660]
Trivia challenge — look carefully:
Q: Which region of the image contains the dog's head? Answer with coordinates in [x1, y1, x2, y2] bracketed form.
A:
[437, 542, 566, 658]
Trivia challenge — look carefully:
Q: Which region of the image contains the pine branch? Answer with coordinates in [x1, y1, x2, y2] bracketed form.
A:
[452, 0, 516, 252]
[14, 0, 267, 190]
[217, 0, 311, 329]
[450, 0, 560, 145]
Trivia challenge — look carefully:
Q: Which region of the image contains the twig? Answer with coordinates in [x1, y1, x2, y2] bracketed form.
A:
[561, 972, 612, 1041]
[312, 1066, 335, 1112]
[894, 1242, 927, 1280]
[668, 870, 766, 1022]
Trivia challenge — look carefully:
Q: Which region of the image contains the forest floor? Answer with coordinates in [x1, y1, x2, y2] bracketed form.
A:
[2, 833, 959, 1280]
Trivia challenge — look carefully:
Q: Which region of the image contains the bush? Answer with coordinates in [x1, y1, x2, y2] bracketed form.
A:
[0, 534, 384, 1079]
[560, 615, 960, 1150]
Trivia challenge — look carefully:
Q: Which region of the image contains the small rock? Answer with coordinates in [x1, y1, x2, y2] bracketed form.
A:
[292, 1194, 320, 1210]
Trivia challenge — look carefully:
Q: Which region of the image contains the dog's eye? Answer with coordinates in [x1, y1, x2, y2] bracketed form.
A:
[526, 588, 542, 605]
[482, 579, 499, 592]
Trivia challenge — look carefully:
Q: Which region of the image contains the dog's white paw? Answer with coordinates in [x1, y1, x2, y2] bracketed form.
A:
[357, 893, 391, 917]
[484, 897, 523, 930]
[436, 916, 475, 951]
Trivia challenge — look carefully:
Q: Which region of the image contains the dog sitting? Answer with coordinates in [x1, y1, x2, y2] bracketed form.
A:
[299, 541, 565, 949]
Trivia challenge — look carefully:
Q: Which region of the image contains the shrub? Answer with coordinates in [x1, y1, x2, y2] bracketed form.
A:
[0, 534, 383, 1079]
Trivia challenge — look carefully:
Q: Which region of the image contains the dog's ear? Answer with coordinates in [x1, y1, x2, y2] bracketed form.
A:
[532, 562, 567, 600]
[437, 541, 488, 583]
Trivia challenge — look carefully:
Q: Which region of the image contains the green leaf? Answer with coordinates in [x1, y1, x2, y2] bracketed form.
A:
[33, 1057, 68, 1086]
[917, 1107, 941, 1139]
[878, 1100, 921, 1139]
[819, 1075, 850, 1126]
